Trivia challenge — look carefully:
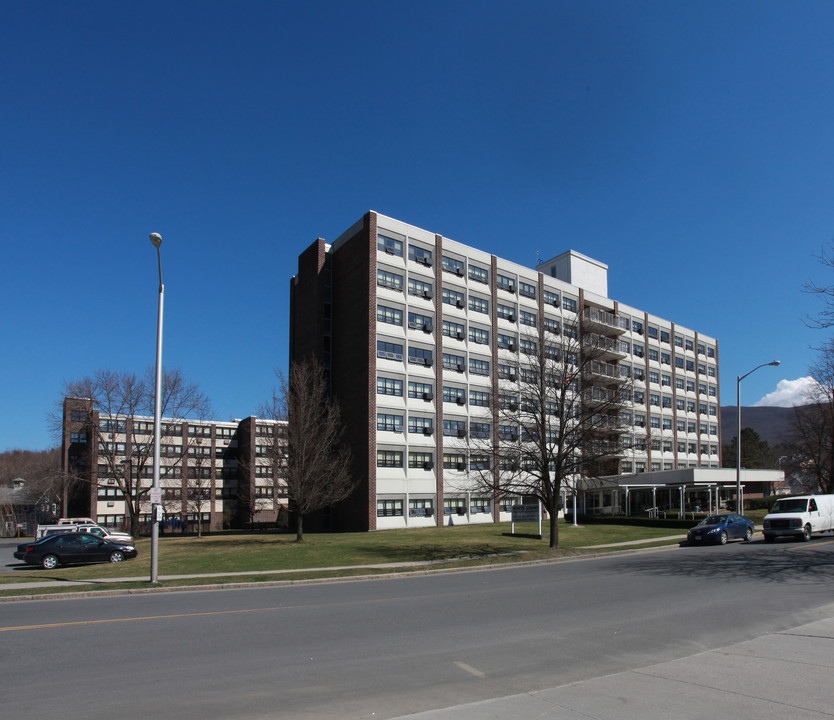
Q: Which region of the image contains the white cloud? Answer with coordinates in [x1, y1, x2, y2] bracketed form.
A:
[754, 377, 820, 407]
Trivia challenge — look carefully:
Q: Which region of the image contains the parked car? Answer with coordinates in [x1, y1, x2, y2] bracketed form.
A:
[14, 532, 138, 569]
[687, 514, 754, 545]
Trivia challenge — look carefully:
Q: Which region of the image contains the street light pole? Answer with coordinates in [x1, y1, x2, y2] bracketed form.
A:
[149, 232, 164, 584]
[736, 360, 780, 514]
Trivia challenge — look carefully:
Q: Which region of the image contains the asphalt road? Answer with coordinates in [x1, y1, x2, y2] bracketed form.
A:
[2, 537, 833, 719]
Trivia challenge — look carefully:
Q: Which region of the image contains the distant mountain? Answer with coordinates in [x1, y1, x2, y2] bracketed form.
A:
[720, 406, 796, 447]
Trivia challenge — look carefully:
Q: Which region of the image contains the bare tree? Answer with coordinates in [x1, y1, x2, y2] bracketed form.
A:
[804, 240, 834, 329]
[456, 314, 632, 548]
[62, 367, 212, 536]
[260, 357, 355, 541]
[787, 344, 833, 493]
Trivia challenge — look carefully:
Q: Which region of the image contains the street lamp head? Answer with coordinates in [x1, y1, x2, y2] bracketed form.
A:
[770, 360, 781, 367]
[149, 233, 162, 249]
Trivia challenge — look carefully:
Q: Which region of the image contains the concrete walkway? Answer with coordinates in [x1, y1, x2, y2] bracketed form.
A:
[392, 615, 834, 719]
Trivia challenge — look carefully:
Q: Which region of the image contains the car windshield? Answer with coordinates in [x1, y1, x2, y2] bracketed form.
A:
[770, 499, 808, 514]
[698, 515, 726, 526]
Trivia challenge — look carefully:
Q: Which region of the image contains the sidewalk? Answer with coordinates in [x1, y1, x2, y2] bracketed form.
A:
[392, 615, 834, 719]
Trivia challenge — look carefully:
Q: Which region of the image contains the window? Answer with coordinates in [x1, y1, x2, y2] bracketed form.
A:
[470, 422, 490, 438]
[675, 335, 683, 348]
[470, 390, 490, 406]
[408, 381, 433, 400]
[378, 234, 403, 256]
[442, 386, 466, 404]
[662, 396, 672, 408]
[442, 320, 465, 340]
[519, 338, 537, 355]
[470, 455, 490, 470]
[443, 353, 465, 372]
[469, 265, 488, 283]
[632, 321, 643, 334]
[442, 288, 465, 308]
[543, 290, 559, 306]
[662, 418, 673, 430]
[497, 303, 516, 321]
[519, 281, 536, 298]
[100, 419, 127, 434]
[660, 330, 670, 344]
[408, 311, 432, 331]
[377, 450, 403, 468]
[498, 424, 518, 441]
[497, 274, 515, 292]
[442, 256, 465, 276]
[377, 269, 403, 291]
[408, 452, 433, 469]
[71, 432, 87, 444]
[649, 371, 660, 384]
[499, 394, 518, 410]
[497, 333, 514, 349]
[377, 413, 403, 432]
[377, 340, 403, 360]
[469, 357, 490, 376]
[544, 318, 560, 334]
[469, 327, 489, 344]
[633, 344, 644, 358]
[468, 295, 489, 314]
[444, 497, 468, 514]
[408, 417, 433, 434]
[661, 352, 671, 365]
[675, 357, 684, 368]
[443, 453, 466, 470]
[650, 416, 660, 429]
[648, 349, 659, 362]
[444, 419, 467, 437]
[562, 296, 577, 312]
[409, 499, 434, 517]
[408, 278, 433, 298]
[408, 245, 433, 266]
[70, 410, 89, 422]
[707, 347, 715, 358]
[377, 377, 403, 396]
[408, 346, 433, 366]
[519, 310, 536, 327]
[498, 363, 515, 380]
[377, 305, 403, 326]
[685, 338, 694, 351]
[377, 499, 403, 516]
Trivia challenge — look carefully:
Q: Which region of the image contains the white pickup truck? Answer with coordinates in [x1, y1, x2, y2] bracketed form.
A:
[36, 523, 134, 542]
[762, 495, 834, 542]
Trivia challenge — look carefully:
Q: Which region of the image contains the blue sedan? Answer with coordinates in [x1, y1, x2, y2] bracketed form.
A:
[687, 513, 755, 545]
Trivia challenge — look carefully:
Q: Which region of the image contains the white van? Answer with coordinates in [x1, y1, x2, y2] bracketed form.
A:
[762, 495, 834, 542]
[36, 523, 133, 542]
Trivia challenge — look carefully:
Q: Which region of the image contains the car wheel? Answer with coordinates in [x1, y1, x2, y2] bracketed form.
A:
[744, 527, 753, 542]
[719, 531, 728, 545]
[41, 554, 59, 570]
[802, 525, 812, 542]
[109, 551, 125, 563]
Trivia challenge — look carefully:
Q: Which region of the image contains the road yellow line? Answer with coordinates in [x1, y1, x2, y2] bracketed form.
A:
[0, 606, 287, 633]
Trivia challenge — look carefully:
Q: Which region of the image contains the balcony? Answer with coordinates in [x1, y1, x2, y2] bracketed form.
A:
[585, 360, 626, 383]
[583, 333, 627, 361]
[582, 307, 628, 335]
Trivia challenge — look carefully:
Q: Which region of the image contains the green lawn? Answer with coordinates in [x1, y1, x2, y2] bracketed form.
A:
[0, 521, 686, 598]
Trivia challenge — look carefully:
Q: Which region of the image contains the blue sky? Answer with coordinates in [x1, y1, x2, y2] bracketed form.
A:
[2, 1, 833, 452]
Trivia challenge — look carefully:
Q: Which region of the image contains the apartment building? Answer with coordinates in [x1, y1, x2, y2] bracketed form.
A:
[61, 397, 287, 531]
[290, 211, 721, 531]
